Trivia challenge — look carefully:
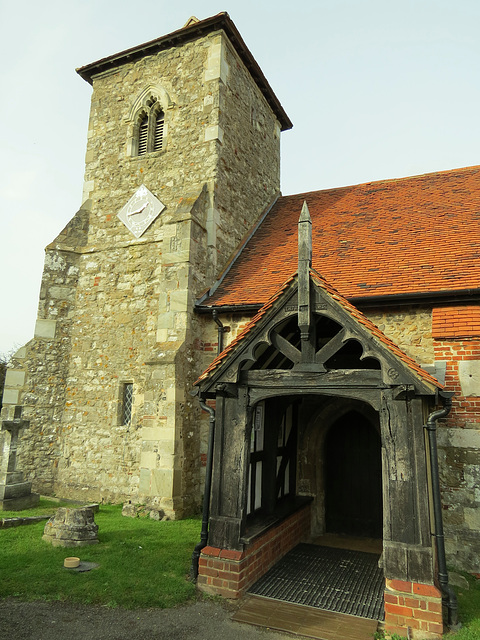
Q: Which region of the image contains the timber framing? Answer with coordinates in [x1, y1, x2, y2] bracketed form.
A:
[196, 206, 444, 595]
[196, 269, 441, 397]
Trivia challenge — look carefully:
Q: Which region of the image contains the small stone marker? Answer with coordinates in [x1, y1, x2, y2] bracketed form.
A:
[43, 506, 99, 547]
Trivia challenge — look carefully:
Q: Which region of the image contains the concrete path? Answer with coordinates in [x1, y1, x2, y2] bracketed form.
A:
[0, 598, 292, 640]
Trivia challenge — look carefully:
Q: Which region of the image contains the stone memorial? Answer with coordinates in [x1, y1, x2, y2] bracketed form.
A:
[0, 407, 39, 510]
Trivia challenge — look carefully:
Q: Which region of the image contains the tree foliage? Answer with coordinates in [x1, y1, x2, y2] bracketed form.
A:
[0, 349, 16, 412]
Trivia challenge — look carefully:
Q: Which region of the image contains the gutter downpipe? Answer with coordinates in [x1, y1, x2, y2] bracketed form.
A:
[425, 395, 460, 629]
[190, 398, 215, 581]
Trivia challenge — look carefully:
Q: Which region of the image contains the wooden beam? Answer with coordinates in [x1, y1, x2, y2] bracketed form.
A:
[271, 331, 302, 364]
[315, 328, 347, 365]
[244, 369, 384, 388]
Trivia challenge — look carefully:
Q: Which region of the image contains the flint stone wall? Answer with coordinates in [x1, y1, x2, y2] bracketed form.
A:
[1, 28, 281, 517]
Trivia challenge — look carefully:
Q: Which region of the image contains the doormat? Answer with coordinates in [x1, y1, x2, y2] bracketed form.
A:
[248, 543, 384, 620]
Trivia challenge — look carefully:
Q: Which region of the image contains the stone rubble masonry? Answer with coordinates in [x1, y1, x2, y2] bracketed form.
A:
[366, 306, 435, 368]
[0, 205, 89, 495]
[197, 504, 311, 599]
[434, 336, 480, 572]
[384, 579, 443, 640]
[0, 27, 281, 519]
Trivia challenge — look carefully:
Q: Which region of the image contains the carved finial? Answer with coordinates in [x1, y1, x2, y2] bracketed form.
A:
[299, 200, 311, 223]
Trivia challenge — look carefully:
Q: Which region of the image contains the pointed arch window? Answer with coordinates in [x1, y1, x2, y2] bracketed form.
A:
[134, 99, 165, 156]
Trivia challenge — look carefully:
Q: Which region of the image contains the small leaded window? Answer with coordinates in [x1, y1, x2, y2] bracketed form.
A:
[122, 383, 133, 426]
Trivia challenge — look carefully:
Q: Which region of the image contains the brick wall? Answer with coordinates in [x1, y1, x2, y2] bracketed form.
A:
[430, 306, 480, 571]
[432, 306, 480, 340]
[384, 579, 443, 639]
[197, 504, 311, 598]
[433, 339, 480, 428]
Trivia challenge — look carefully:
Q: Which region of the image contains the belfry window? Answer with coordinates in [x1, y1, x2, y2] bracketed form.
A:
[137, 116, 149, 155]
[153, 111, 165, 151]
[134, 99, 165, 156]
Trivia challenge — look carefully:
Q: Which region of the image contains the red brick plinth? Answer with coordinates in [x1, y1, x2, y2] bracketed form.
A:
[197, 504, 311, 599]
[384, 579, 443, 639]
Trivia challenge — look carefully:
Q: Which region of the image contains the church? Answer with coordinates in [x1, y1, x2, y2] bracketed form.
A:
[1, 13, 479, 639]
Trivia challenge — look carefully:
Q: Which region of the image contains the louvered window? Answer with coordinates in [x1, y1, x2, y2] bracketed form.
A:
[153, 112, 165, 151]
[137, 116, 149, 156]
[133, 99, 165, 157]
[122, 383, 133, 426]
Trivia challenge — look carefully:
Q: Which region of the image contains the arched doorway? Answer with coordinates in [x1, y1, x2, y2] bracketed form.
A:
[325, 411, 382, 538]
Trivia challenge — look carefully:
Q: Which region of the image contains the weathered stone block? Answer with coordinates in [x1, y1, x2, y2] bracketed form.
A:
[34, 319, 57, 339]
[42, 507, 99, 547]
[140, 451, 158, 468]
[438, 428, 480, 449]
[122, 502, 137, 517]
[459, 360, 480, 396]
[2, 389, 19, 405]
[4, 370, 26, 387]
[465, 507, 480, 530]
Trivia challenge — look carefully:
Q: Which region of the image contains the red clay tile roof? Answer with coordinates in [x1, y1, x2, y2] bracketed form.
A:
[196, 269, 442, 390]
[201, 166, 480, 308]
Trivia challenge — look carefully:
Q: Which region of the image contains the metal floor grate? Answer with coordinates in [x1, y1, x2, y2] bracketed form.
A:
[248, 543, 385, 621]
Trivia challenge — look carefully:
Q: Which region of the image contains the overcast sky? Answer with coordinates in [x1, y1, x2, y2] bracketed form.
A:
[1, 0, 479, 356]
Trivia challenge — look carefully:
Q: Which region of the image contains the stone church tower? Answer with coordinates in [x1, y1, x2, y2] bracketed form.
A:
[2, 14, 291, 516]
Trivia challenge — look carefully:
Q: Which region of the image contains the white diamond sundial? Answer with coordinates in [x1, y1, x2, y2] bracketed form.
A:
[117, 185, 165, 238]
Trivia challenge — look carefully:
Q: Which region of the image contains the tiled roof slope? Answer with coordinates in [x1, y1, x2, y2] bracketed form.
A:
[202, 166, 480, 307]
[196, 270, 441, 390]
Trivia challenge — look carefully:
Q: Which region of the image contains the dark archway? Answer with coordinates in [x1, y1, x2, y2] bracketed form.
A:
[325, 411, 382, 538]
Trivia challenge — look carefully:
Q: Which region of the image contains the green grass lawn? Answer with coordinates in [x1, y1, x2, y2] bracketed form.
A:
[0, 504, 199, 608]
[448, 573, 480, 640]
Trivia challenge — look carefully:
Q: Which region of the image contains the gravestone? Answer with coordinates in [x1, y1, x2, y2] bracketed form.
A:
[0, 407, 40, 510]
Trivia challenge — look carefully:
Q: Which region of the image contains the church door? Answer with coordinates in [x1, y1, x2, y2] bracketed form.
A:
[325, 411, 382, 538]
